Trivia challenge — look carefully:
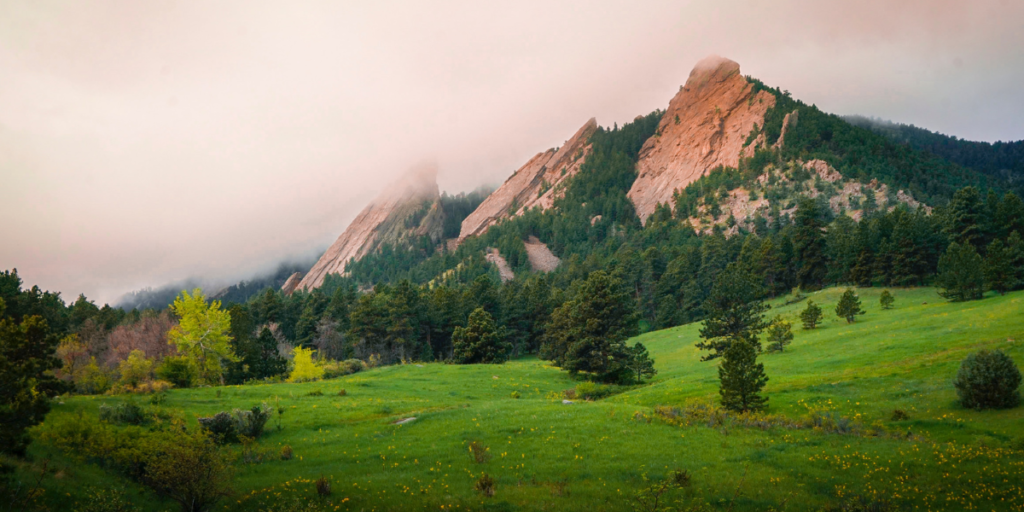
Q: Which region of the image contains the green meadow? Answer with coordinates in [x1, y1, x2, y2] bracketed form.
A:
[24, 287, 1024, 511]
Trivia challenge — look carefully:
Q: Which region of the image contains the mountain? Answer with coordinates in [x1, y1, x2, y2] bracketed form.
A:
[628, 55, 776, 223]
[845, 115, 1024, 190]
[459, 118, 597, 239]
[295, 163, 443, 292]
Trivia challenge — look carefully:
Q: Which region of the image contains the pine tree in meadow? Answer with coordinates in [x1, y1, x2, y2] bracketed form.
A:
[626, 342, 657, 383]
[835, 289, 863, 323]
[718, 338, 768, 413]
[765, 316, 793, 353]
[800, 300, 823, 330]
[936, 241, 985, 302]
[879, 290, 894, 310]
[696, 264, 768, 361]
[452, 308, 511, 364]
[793, 198, 828, 291]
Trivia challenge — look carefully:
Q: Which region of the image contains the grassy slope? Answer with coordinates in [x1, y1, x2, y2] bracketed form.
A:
[27, 288, 1024, 512]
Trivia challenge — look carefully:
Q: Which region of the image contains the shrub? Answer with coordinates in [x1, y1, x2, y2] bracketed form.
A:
[337, 389, 347, 397]
[99, 400, 147, 426]
[117, 350, 154, 388]
[474, 473, 495, 497]
[234, 404, 272, 439]
[765, 316, 793, 352]
[953, 350, 1022, 410]
[800, 300, 823, 329]
[880, 290, 895, 310]
[563, 388, 577, 400]
[510, 391, 521, 399]
[76, 357, 115, 395]
[315, 475, 331, 497]
[197, 412, 237, 444]
[287, 347, 324, 383]
[156, 356, 197, 389]
[306, 389, 324, 397]
[280, 445, 293, 460]
[890, 409, 910, 421]
[73, 486, 140, 512]
[142, 429, 233, 512]
[468, 441, 490, 463]
[575, 381, 617, 400]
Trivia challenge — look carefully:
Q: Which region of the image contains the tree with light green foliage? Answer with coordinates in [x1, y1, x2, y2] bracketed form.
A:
[287, 346, 324, 383]
[168, 288, 235, 385]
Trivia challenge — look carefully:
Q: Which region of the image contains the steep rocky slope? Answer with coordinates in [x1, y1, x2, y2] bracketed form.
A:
[459, 119, 597, 239]
[295, 165, 441, 291]
[628, 55, 776, 223]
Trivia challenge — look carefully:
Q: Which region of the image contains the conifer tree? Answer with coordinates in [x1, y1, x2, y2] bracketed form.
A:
[696, 264, 768, 361]
[983, 239, 1013, 295]
[451, 308, 510, 364]
[799, 300, 823, 330]
[835, 289, 863, 323]
[880, 290, 895, 310]
[765, 316, 793, 353]
[936, 242, 985, 302]
[718, 338, 768, 412]
[945, 186, 985, 250]
[1007, 231, 1024, 290]
[793, 198, 828, 290]
[627, 342, 657, 383]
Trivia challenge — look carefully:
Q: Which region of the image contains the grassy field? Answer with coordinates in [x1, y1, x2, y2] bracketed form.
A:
[20, 287, 1024, 511]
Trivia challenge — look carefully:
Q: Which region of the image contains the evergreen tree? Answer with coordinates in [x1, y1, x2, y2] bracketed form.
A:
[626, 342, 657, 383]
[765, 316, 793, 353]
[879, 290, 895, 310]
[995, 192, 1024, 240]
[983, 239, 1014, 295]
[944, 186, 985, 250]
[800, 300, 823, 329]
[1007, 231, 1024, 290]
[718, 338, 768, 413]
[696, 264, 769, 361]
[937, 242, 985, 302]
[451, 308, 510, 364]
[835, 289, 864, 323]
[793, 198, 828, 290]
[541, 271, 638, 383]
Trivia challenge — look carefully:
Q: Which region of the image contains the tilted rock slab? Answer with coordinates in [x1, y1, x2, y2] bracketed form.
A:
[296, 165, 440, 291]
[459, 118, 597, 240]
[628, 55, 776, 224]
[280, 272, 304, 295]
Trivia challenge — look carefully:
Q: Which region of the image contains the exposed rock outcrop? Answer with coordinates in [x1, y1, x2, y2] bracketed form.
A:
[459, 119, 598, 240]
[628, 55, 776, 223]
[485, 248, 515, 283]
[280, 272, 304, 295]
[296, 164, 441, 291]
[524, 236, 560, 272]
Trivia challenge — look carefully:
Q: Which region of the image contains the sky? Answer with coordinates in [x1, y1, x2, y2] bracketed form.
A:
[2, 0, 1023, 305]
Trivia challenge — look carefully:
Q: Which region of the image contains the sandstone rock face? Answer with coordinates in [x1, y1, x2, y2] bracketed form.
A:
[524, 236, 560, 272]
[628, 55, 776, 223]
[485, 248, 515, 283]
[280, 272, 304, 295]
[296, 164, 440, 291]
[459, 119, 598, 240]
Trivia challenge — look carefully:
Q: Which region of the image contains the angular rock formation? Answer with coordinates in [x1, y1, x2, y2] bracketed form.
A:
[459, 119, 598, 239]
[628, 55, 776, 223]
[296, 164, 441, 291]
[280, 272, 304, 295]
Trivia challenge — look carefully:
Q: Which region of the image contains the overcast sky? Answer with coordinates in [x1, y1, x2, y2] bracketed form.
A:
[2, 0, 1023, 304]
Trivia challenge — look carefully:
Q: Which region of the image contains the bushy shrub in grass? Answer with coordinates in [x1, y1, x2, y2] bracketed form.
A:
[99, 400, 147, 425]
[953, 350, 1022, 410]
[197, 412, 237, 444]
[575, 381, 618, 400]
[197, 404, 272, 443]
[156, 356, 197, 389]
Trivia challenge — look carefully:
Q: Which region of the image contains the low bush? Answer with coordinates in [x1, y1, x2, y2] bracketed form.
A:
[280, 445, 293, 460]
[474, 473, 495, 497]
[953, 349, 1022, 410]
[306, 389, 324, 397]
[197, 412, 237, 444]
[321, 359, 366, 379]
[198, 403, 272, 444]
[315, 475, 331, 497]
[891, 409, 910, 421]
[468, 441, 490, 463]
[510, 390, 521, 399]
[156, 356, 197, 389]
[337, 389, 347, 397]
[99, 400, 147, 426]
[575, 381, 619, 400]
[108, 380, 173, 395]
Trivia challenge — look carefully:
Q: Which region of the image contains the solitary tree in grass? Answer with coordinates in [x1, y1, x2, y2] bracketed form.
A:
[835, 289, 863, 323]
[626, 342, 657, 383]
[953, 350, 1021, 410]
[696, 264, 768, 361]
[452, 308, 510, 364]
[936, 242, 985, 302]
[765, 316, 793, 353]
[800, 300, 823, 329]
[718, 338, 768, 412]
[983, 239, 1013, 295]
[168, 289, 236, 385]
[287, 346, 324, 383]
[879, 290, 894, 310]
[541, 270, 638, 382]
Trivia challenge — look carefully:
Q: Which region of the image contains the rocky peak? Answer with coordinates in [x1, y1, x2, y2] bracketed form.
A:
[459, 118, 598, 240]
[628, 55, 776, 223]
[295, 164, 441, 292]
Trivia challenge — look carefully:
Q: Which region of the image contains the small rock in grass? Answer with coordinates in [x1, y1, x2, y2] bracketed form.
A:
[393, 417, 417, 425]
[562, 400, 574, 405]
